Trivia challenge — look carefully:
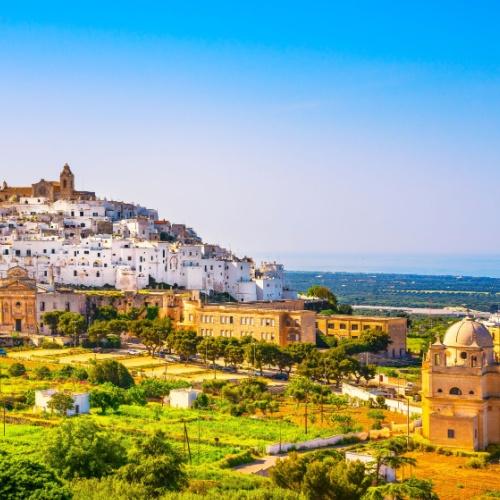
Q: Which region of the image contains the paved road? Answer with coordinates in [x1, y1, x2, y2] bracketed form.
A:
[233, 455, 281, 476]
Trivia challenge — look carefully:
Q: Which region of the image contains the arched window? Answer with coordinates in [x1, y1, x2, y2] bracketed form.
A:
[471, 356, 478, 367]
[437, 388, 443, 393]
[449, 387, 462, 395]
[460, 352, 467, 360]
[468, 390, 474, 395]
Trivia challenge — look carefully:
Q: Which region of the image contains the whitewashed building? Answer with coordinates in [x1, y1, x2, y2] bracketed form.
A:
[34, 389, 90, 416]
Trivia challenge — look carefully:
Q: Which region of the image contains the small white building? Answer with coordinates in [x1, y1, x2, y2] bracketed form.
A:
[34, 389, 90, 416]
[345, 451, 396, 482]
[168, 388, 201, 409]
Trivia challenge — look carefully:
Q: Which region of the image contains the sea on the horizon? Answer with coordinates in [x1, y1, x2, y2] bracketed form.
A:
[251, 253, 500, 279]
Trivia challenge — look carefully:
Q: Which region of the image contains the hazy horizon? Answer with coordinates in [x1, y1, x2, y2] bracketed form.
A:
[1, 3, 499, 259]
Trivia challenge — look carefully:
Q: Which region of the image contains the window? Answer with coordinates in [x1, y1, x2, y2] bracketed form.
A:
[339, 323, 346, 330]
[437, 388, 443, 393]
[447, 429, 455, 439]
[327, 322, 335, 329]
[73, 270, 77, 277]
[40, 302, 45, 312]
[449, 387, 462, 395]
[434, 354, 440, 366]
[351, 324, 359, 331]
[469, 390, 475, 395]
[363, 325, 371, 330]
[460, 351, 467, 360]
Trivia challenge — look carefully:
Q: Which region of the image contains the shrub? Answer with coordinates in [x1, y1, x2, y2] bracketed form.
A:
[466, 457, 486, 469]
[8, 362, 26, 377]
[202, 379, 228, 395]
[88, 359, 134, 388]
[73, 367, 89, 380]
[40, 339, 63, 349]
[33, 365, 51, 380]
[219, 450, 255, 469]
[56, 364, 75, 379]
[0, 452, 70, 499]
[44, 417, 127, 479]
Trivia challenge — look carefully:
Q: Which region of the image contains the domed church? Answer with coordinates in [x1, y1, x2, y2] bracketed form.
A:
[422, 316, 500, 450]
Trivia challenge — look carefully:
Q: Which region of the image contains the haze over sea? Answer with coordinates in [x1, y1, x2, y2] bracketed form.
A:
[253, 253, 500, 279]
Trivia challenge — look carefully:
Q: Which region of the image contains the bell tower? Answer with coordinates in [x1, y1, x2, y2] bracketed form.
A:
[59, 163, 75, 200]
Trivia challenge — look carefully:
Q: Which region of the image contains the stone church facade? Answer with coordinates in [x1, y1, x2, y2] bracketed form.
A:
[422, 316, 500, 450]
[0, 267, 38, 334]
[0, 164, 96, 203]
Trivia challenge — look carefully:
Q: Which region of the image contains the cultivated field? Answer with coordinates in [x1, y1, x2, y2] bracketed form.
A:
[400, 451, 500, 500]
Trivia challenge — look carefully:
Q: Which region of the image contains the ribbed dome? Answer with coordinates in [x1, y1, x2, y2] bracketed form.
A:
[443, 316, 493, 348]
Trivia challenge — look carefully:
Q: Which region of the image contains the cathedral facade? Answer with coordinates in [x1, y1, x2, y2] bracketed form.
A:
[0, 164, 96, 203]
[422, 316, 500, 450]
[0, 267, 38, 334]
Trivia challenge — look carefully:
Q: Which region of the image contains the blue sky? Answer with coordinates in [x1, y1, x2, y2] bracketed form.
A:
[1, 2, 499, 267]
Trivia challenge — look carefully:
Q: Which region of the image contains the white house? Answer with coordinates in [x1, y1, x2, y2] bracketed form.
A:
[168, 388, 201, 409]
[34, 389, 90, 416]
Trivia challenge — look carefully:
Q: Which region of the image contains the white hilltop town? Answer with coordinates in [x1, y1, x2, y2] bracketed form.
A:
[0, 164, 294, 302]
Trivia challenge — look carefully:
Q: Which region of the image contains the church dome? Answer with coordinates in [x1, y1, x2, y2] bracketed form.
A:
[443, 316, 493, 348]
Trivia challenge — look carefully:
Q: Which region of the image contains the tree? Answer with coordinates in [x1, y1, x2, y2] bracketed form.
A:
[118, 430, 187, 496]
[311, 384, 331, 424]
[360, 329, 391, 354]
[354, 363, 376, 385]
[367, 410, 386, 430]
[41, 310, 63, 335]
[284, 343, 316, 364]
[271, 451, 370, 499]
[58, 312, 86, 346]
[88, 320, 109, 344]
[55, 364, 74, 379]
[33, 365, 51, 380]
[329, 394, 349, 411]
[88, 359, 134, 388]
[337, 303, 354, 315]
[368, 438, 417, 486]
[44, 417, 127, 479]
[223, 340, 245, 370]
[323, 347, 358, 386]
[275, 348, 294, 374]
[198, 337, 222, 373]
[0, 453, 70, 500]
[244, 341, 276, 376]
[172, 330, 199, 362]
[8, 362, 26, 377]
[306, 285, 338, 307]
[286, 376, 317, 434]
[107, 319, 129, 337]
[362, 478, 438, 500]
[94, 305, 118, 322]
[125, 386, 147, 406]
[47, 392, 74, 416]
[270, 452, 308, 491]
[138, 318, 174, 356]
[89, 383, 125, 414]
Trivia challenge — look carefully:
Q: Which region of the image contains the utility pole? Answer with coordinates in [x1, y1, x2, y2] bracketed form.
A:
[278, 418, 282, 454]
[197, 415, 201, 464]
[183, 420, 192, 464]
[406, 396, 411, 450]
